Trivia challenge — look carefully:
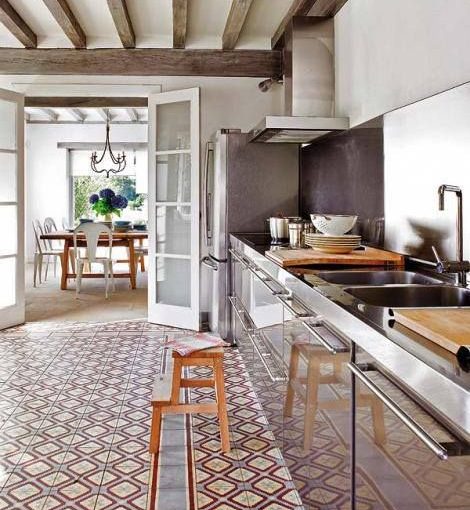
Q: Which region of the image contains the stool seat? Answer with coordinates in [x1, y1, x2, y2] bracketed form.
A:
[149, 346, 230, 454]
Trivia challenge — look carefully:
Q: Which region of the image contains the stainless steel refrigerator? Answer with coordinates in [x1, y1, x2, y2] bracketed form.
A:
[201, 129, 299, 339]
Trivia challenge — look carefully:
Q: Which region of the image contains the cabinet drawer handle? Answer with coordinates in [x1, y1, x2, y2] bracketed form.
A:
[301, 321, 349, 355]
[229, 248, 249, 268]
[348, 362, 454, 460]
[228, 296, 254, 333]
[248, 332, 287, 382]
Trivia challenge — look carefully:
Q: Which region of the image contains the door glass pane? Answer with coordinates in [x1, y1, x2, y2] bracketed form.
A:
[156, 154, 191, 202]
[0, 152, 16, 202]
[156, 205, 191, 255]
[0, 205, 17, 255]
[0, 257, 16, 309]
[156, 101, 190, 151]
[156, 257, 190, 307]
[0, 100, 16, 150]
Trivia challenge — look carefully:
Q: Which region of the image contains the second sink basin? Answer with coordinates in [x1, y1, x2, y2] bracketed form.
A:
[317, 270, 443, 286]
[344, 285, 470, 308]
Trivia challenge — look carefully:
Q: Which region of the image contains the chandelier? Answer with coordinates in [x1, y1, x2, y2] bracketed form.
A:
[90, 118, 126, 178]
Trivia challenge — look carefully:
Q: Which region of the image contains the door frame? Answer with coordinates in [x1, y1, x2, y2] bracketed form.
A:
[0, 88, 24, 330]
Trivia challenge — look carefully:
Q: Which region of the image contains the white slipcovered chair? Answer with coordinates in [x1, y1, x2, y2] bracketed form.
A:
[73, 222, 115, 299]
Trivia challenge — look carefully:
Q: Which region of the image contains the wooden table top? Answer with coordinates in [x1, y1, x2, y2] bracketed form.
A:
[41, 230, 148, 240]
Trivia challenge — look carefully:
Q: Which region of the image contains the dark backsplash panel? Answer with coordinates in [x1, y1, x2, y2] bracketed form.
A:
[300, 127, 384, 242]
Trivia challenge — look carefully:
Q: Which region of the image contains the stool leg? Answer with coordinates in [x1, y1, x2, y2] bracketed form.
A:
[171, 358, 183, 405]
[303, 358, 320, 451]
[371, 396, 386, 446]
[149, 405, 162, 453]
[284, 343, 300, 417]
[214, 358, 230, 453]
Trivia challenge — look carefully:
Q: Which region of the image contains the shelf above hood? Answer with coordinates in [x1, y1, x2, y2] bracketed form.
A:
[249, 115, 349, 143]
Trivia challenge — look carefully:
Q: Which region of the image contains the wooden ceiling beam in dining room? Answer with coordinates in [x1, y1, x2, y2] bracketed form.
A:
[172, 0, 188, 49]
[0, 0, 37, 48]
[39, 108, 58, 121]
[42, 0, 86, 49]
[96, 108, 111, 122]
[125, 108, 138, 122]
[0, 48, 281, 77]
[67, 108, 85, 122]
[222, 0, 254, 50]
[107, 0, 135, 49]
[308, 0, 348, 16]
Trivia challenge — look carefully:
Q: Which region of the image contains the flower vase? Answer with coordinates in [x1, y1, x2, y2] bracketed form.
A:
[101, 214, 113, 230]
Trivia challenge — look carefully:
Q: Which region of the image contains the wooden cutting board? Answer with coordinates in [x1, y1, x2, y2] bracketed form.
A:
[265, 246, 404, 268]
[393, 309, 470, 355]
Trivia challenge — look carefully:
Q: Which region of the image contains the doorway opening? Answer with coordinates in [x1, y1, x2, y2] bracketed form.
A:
[25, 103, 149, 323]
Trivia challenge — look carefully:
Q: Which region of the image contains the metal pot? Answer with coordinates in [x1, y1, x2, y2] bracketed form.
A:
[268, 217, 289, 241]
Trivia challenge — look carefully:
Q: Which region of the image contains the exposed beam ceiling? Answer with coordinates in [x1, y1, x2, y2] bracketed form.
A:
[172, 0, 187, 49]
[39, 108, 58, 121]
[42, 0, 86, 49]
[271, 0, 318, 49]
[25, 97, 148, 108]
[0, 49, 281, 77]
[107, 0, 135, 49]
[0, 0, 37, 48]
[68, 108, 85, 121]
[125, 108, 138, 121]
[222, 0, 254, 50]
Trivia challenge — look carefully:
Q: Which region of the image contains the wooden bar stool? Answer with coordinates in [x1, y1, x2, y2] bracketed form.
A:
[285, 341, 386, 450]
[149, 347, 230, 454]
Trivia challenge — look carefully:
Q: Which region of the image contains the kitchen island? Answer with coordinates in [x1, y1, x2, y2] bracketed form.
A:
[229, 233, 470, 510]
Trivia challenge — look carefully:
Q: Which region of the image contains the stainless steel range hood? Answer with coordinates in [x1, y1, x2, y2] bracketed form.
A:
[249, 17, 349, 144]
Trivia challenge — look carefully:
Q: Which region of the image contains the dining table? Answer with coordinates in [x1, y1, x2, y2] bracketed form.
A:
[40, 230, 148, 290]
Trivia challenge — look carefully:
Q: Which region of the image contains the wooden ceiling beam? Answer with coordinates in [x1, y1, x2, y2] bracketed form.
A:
[25, 97, 148, 108]
[107, 0, 135, 49]
[96, 108, 110, 122]
[271, 0, 319, 49]
[172, 0, 187, 49]
[39, 108, 58, 121]
[125, 108, 138, 121]
[0, 48, 281, 77]
[0, 0, 37, 48]
[68, 108, 85, 121]
[308, 0, 348, 16]
[42, 0, 86, 49]
[222, 0, 254, 50]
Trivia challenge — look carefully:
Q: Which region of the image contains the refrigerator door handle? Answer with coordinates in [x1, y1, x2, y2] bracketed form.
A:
[201, 256, 218, 271]
[202, 141, 214, 247]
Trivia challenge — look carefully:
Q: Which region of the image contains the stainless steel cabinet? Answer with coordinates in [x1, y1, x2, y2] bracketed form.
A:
[349, 344, 470, 510]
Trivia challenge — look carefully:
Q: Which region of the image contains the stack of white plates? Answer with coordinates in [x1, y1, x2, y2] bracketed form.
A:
[304, 233, 361, 254]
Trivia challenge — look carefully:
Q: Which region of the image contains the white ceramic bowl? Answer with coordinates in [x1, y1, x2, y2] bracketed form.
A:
[310, 214, 358, 236]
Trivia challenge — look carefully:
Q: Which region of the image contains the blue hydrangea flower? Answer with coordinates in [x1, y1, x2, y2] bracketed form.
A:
[111, 195, 128, 209]
[99, 188, 115, 199]
[89, 193, 99, 204]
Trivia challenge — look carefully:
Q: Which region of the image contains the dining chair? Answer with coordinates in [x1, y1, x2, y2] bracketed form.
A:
[32, 220, 63, 287]
[43, 217, 62, 278]
[134, 244, 148, 273]
[74, 222, 115, 299]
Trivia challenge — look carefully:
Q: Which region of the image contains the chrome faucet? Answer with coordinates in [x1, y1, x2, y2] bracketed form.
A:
[432, 184, 470, 286]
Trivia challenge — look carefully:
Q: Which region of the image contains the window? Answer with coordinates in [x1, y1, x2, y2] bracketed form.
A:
[69, 148, 147, 223]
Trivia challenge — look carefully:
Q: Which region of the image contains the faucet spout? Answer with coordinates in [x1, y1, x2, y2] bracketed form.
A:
[437, 184, 466, 286]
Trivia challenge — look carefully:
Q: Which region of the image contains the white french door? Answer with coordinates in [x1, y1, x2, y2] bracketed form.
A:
[0, 88, 24, 330]
[148, 88, 200, 330]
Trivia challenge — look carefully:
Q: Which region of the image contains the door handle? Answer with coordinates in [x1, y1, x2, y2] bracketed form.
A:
[348, 362, 470, 459]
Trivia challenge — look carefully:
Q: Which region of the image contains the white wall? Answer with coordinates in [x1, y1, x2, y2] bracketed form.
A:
[23, 76, 283, 261]
[335, 0, 470, 127]
[384, 82, 470, 262]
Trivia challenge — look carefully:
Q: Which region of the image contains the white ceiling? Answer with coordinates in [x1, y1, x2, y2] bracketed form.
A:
[0, 0, 297, 49]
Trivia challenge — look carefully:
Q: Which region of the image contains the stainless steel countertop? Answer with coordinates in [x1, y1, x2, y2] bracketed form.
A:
[230, 233, 470, 442]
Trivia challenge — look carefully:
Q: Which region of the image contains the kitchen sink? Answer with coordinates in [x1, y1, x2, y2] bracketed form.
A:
[344, 285, 470, 308]
[316, 270, 444, 286]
